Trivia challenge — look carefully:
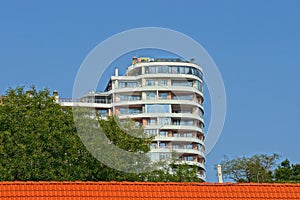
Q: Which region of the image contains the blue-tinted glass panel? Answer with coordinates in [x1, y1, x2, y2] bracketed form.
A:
[146, 104, 170, 113]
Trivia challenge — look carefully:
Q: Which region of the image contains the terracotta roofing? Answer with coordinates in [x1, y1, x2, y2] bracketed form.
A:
[0, 181, 300, 200]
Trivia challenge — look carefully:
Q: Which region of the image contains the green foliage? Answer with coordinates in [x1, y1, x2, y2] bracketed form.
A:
[0, 86, 201, 182]
[142, 161, 201, 182]
[219, 154, 279, 183]
[0, 86, 84, 180]
[275, 159, 300, 182]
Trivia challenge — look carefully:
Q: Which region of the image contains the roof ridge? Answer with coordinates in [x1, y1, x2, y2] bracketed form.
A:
[0, 181, 300, 186]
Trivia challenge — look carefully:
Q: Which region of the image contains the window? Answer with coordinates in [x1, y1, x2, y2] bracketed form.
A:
[119, 108, 142, 115]
[198, 108, 204, 117]
[173, 119, 180, 125]
[170, 66, 179, 74]
[158, 92, 168, 99]
[197, 144, 204, 152]
[175, 94, 193, 101]
[145, 129, 157, 136]
[179, 66, 185, 74]
[171, 80, 193, 87]
[145, 92, 156, 100]
[147, 118, 157, 125]
[146, 80, 155, 86]
[159, 142, 167, 149]
[184, 144, 193, 149]
[157, 79, 168, 86]
[157, 66, 169, 73]
[146, 104, 170, 113]
[183, 156, 194, 161]
[119, 95, 141, 101]
[196, 80, 203, 92]
[119, 81, 139, 88]
[145, 66, 156, 74]
[159, 153, 171, 161]
[150, 143, 157, 149]
[185, 133, 193, 137]
[150, 153, 159, 161]
[159, 131, 168, 137]
[180, 120, 194, 126]
[158, 117, 171, 125]
[173, 120, 193, 126]
[98, 109, 107, 117]
[135, 121, 141, 127]
[95, 97, 109, 104]
[173, 133, 180, 137]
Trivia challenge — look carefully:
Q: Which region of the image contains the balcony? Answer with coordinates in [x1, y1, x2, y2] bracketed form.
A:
[58, 98, 81, 102]
[150, 146, 205, 157]
[174, 160, 206, 170]
[154, 136, 204, 145]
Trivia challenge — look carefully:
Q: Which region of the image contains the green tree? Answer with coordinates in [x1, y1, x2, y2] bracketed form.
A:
[219, 154, 279, 183]
[0, 86, 202, 182]
[0, 86, 154, 181]
[274, 159, 300, 182]
[0, 86, 85, 180]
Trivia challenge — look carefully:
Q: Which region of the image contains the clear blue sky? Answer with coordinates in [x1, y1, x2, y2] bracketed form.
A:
[1, 0, 300, 182]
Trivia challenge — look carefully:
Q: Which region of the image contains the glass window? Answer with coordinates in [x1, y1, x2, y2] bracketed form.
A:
[157, 80, 168, 86]
[150, 152, 159, 161]
[196, 69, 203, 79]
[197, 144, 204, 152]
[159, 153, 171, 160]
[195, 80, 203, 92]
[173, 119, 180, 125]
[173, 133, 180, 137]
[147, 118, 157, 125]
[171, 80, 192, 87]
[159, 131, 168, 137]
[158, 92, 168, 99]
[183, 156, 194, 161]
[157, 66, 169, 73]
[174, 94, 193, 100]
[184, 144, 193, 149]
[146, 80, 155, 86]
[145, 129, 157, 136]
[172, 120, 193, 126]
[150, 143, 157, 149]
[170, 66, 179, 74]
[158, 117, 171, 125]
[97, 109, 107, 117]
[179, 66, 185, 74]
[119, 108, 142, 115]
[198, 108, 204, 117]
[185, 67, 191, 74]
[119, 95, 141, 101]
[185, 133, 193, 137]
[135, 121, 141, 127]
[146, 104, 170, 113]
[145, 66, 156, 74]
[119, 81, 139, 88]
[180, 120, 194, 126]
[159, 143, 167, 149]
[145, 92, 156, 100]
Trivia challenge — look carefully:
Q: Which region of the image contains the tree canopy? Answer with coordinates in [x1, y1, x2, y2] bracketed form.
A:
[274, 159, 300, 182]
[0, 86, 201, 182]
[219, 154, 300, 183]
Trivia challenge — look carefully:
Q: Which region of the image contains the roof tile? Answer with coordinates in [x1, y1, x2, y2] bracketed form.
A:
[0, 182, 300, 199]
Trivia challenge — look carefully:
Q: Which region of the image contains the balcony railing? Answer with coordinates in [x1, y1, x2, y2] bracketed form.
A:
[58, 98, 81, 102]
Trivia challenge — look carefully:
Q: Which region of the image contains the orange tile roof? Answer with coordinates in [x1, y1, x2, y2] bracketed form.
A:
[0, 181, 300, 200]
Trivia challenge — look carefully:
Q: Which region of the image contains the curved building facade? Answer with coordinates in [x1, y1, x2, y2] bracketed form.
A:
[59, 57, 206, 181]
